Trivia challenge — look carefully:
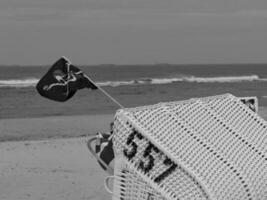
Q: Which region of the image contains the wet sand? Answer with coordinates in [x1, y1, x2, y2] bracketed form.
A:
[0, 114, 114, 141]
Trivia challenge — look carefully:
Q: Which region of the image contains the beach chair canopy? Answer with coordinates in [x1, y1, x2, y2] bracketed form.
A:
[111, 93, 266, 200]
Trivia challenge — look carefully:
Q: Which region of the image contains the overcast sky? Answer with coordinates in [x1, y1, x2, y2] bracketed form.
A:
[1, 0, 267, 65]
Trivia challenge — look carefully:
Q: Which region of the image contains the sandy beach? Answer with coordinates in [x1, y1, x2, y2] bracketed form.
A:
[0, 114, 114, 200]
[1, 1, 267, 198]
[1, 108, 267, 200]
[0, 137, 110, 200]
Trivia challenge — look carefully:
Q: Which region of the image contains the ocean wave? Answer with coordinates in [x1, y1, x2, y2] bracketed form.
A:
[185, 75, 260, 83]
[0, 78, 38, 88]
[0, 75, 264, 88]
[98, 75, 264, 86]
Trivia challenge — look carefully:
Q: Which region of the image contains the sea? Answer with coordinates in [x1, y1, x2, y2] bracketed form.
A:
[1, 64, 267, 119]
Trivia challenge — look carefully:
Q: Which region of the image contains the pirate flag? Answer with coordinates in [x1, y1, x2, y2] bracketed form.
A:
[36, 57, 97, 102]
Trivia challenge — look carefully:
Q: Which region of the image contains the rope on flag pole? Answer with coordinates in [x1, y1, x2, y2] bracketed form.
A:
[84, 74, 124, 109]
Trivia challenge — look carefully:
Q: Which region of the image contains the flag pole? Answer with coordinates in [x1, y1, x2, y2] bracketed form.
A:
[63, 56, 124, 109]
[84, 74, 124, 109]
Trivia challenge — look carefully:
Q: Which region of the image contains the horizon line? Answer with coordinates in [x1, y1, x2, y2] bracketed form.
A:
[0, 63, 267, 67]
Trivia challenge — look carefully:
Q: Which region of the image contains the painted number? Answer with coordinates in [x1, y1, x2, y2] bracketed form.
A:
[154, 157, 177, 183]
[123, 129, 143, 160]
[123, 129, 177, 183]
[138, 142, 159, 173]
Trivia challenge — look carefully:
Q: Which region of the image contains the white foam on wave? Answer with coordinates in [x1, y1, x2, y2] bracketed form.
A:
[185, 75, 260, 83]
[0, 75, 264, 88]
[98, 80, 136, 87]
[151, 78, 184, 84]
[0, 78, 38, 88]
[140, 75, 261, 84]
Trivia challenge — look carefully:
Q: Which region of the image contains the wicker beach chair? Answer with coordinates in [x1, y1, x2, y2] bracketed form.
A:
[87, 96, 258, 176]
[109, 93, 266, 200]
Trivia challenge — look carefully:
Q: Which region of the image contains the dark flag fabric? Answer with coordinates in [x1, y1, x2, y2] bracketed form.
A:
[95, 132, 114, 171]
[87, 122, 115, 174]
[36, 57, 97, 102]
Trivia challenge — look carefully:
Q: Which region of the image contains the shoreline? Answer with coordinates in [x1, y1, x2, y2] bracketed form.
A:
[0, 113, 114, 142]
[1, 107, 267, 143]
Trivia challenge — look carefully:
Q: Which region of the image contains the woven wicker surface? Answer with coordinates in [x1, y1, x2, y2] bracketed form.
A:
[112, 94, 267, 200]
[112, 155, 167, 200]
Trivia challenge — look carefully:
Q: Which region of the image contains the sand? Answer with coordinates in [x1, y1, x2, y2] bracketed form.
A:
[0, 114, 114, 200]
[1, 108, 267, 200]
[0, 137, 110, 200]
